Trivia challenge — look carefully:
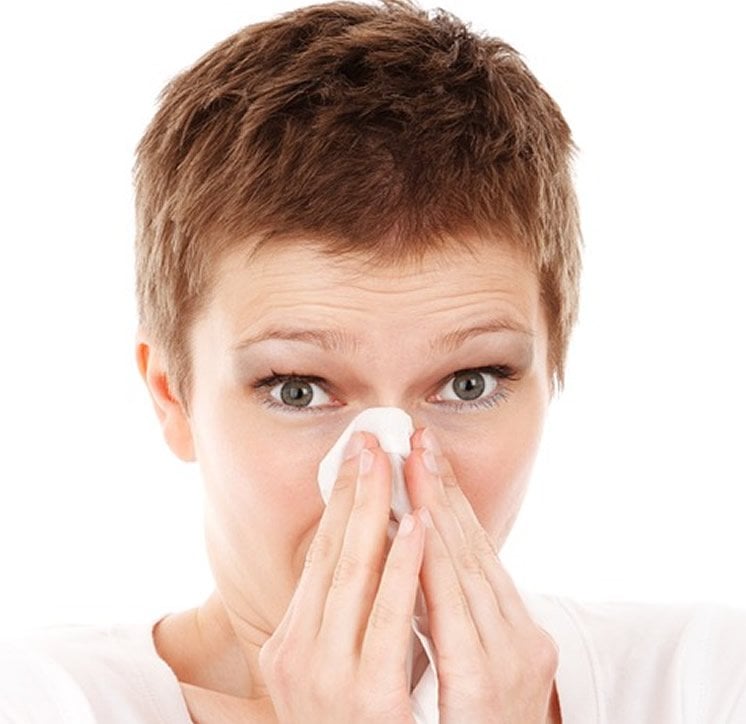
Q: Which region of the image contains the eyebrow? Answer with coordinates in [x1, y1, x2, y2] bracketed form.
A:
[232, 316, 535, 355]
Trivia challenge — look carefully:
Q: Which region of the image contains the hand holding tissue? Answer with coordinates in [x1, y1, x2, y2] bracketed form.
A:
[267, 405, 560, 724]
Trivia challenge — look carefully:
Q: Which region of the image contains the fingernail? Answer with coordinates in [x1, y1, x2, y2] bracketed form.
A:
[423, 449, 439, 475]
[417, 507, 434, 529]
[397, 513, 415, 537]
[359, 448, 374, 475]
[422, 427, 442, 455]
[344, 432, 365, 461]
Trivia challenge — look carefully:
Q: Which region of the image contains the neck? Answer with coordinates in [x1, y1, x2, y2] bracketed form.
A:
[154, 589, 271, 700]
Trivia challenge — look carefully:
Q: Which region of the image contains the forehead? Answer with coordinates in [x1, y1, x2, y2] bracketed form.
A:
[217, 235, 536, 292]
[206, 236, 544, 341]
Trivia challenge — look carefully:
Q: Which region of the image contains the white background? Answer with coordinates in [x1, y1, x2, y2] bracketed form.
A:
[0, 0, 744, 636]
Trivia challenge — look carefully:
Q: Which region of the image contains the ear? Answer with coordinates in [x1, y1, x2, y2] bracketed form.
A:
[135, 329, 196, 462]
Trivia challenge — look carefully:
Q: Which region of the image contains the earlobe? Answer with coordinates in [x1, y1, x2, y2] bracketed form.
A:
[135, 332, 196, 463]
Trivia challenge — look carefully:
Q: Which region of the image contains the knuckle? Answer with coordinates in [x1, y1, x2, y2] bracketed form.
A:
[439, 655, 487, 697]
[430, 538, 453, 566]
[457, 543, 485, 579]
[430, 497, 452, 521]
[305, 532, 334, 569]
[350, 492, 370, 514]
[368, 598, 399, 631]
[440, 467, 458, 488]
[332, 553, 360, 588]
[434, 580, 469, 617]
[382, 548, 406, 577]
[469, 527, 497, 558]
[450, 587, 470, 617]
[332, 553, 382, 589]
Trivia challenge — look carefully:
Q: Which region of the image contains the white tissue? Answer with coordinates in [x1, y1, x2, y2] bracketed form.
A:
[317, 407, 439, 723]
[317, 407, 414, 526]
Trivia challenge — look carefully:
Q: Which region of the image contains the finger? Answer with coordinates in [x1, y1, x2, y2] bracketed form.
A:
[432, 448, 534, 627]
[282, 431, 379, 643]
[410, 428, 534, 628]
[359, 509, 426, 679]
[414, 504, 484, 655]
[405, 438, 510, 657]
[319, 443, 395, 657]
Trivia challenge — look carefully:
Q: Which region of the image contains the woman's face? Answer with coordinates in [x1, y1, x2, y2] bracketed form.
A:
[179, 237, 551, 626]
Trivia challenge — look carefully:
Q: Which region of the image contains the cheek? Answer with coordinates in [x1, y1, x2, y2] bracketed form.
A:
[193, 405, 327, 543]
[448, 392, 546, 537]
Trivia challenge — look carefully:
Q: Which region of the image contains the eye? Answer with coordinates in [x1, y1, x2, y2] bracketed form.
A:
[438, 369, 494, 401]
[251, 370, 334, 414]
[270, 376, 332, 410]
[431, 365, 516, 412]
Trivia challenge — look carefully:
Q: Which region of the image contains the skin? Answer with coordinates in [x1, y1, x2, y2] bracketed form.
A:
[136, 236, 562, 722]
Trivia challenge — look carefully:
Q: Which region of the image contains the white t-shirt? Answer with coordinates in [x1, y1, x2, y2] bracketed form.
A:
[1, 592, 745, 723]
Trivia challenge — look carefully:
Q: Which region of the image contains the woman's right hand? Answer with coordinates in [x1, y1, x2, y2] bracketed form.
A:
[258, 431, 427, 723]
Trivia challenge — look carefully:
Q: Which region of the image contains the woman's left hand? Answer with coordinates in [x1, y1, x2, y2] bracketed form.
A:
[403, 428, 560, 724]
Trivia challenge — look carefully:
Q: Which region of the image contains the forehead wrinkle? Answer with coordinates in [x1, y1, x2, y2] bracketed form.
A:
[431, 316, 535, 354]
[232, 326, 359, 355]
[232, 314, 534, 357]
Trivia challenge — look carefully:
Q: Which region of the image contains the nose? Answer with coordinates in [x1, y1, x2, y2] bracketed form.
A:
[367, 405, 428, 448]
[341, 404, 431, 454]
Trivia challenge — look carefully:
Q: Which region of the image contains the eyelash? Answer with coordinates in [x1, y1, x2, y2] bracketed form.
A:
[250, 365, 519, 415]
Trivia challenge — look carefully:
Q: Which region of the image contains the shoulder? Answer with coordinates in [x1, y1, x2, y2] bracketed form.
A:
[522, 591, 746, 723]
[0, 619, 192, 723]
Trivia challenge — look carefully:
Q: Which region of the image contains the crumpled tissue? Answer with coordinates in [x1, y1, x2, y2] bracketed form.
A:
[317, 407, 439, 723]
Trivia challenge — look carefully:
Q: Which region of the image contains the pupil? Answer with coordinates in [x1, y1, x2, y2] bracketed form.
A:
[280, 381, 313, 406]
[453, 371, 485, 401]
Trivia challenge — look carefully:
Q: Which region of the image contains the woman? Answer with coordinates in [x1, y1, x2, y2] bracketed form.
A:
[2, 1, 744, 722]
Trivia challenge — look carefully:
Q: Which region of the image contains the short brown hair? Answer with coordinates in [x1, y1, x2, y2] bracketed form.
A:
[134, 0, 582, 414]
